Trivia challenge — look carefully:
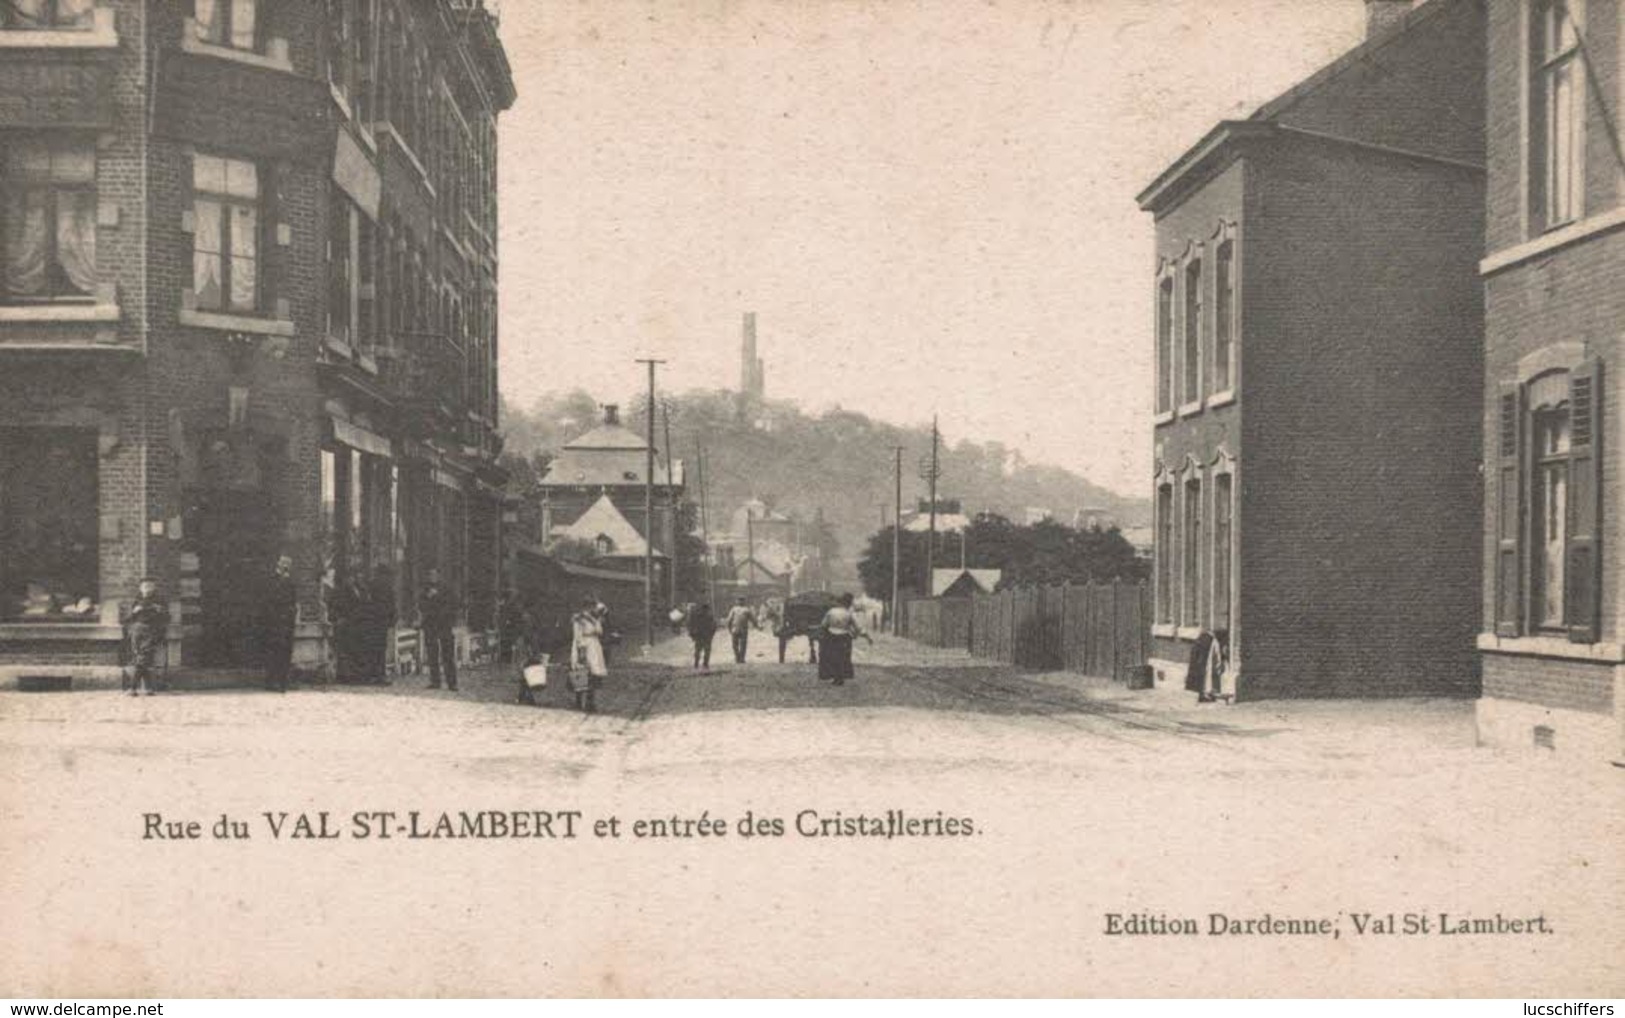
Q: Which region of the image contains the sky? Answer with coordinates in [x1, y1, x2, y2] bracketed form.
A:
[493, 0, 1369, 497]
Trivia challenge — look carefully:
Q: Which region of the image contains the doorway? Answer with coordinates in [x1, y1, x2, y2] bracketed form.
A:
[191, 488, 277, 667]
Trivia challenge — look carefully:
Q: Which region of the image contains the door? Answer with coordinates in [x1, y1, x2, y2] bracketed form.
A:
[192, 489, 277, 667]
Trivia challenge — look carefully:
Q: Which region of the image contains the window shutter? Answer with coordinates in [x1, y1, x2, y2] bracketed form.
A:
[1564, 358, 1603, 643]
[1495, 380, 1524, 637]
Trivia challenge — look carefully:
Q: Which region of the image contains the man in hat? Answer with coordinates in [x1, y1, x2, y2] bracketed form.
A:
[724, 596, 757, 664]
[263, 555, 297, 693]
[419, 567, 458, 691]
[124, 576, 169, 697]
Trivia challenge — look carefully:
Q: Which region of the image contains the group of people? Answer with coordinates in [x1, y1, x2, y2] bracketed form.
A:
[117, 557, 467, 696]
[679, 593, 872, 684]
[514, 595, 611, 714]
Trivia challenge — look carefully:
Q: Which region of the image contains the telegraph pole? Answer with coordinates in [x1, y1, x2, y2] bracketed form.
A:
[892, 444, 903, 633]
[919, 416, 941, 598]
[635, 358, 666, 649]
[695, 437, 717, 610]
[662, 400, 678, 610]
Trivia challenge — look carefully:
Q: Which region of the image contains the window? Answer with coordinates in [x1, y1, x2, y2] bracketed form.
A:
[1155, 272, 1173, 414]
[1183, 258, 1202, 405]
[1155, 481, 1173, 624]
[1182, 475, 1202, 624]
[192, 154, 260, 313]
[1, 429, 98, 622]
[3, 140, 96, 302]
[1531, 401, 1569, 628]
[1214, 240, 1234, 393]
[1212, 471, 1232, 631]
[327, 193, 352, 343]
[1531, 0, 1585, 230]
[195, 0, 257, 51]
[1, 0, 94, 29]
[1495, 360, 1603, 641]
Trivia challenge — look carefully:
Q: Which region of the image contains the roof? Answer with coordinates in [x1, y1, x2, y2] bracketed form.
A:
[903, 511, 970, 534]
[540, 448, 677, 488]
[932, 568, 1001, 597]
[555, 495, 665, 559]
[563, 423, 649, 451]
[1136, 0, 1473, 212]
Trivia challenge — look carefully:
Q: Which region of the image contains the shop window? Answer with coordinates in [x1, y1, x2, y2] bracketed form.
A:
[0, 429, 98, 622]
[3, 140, 96, 302]
[1, 0, 94, 29]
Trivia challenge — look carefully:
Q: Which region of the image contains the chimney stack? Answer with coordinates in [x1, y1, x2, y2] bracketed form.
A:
[1365, 0, 1412, 38]
[603, 404, 619, 426]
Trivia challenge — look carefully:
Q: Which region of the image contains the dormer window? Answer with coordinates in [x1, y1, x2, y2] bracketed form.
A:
[594, 534, 615, 556]
[622, 471, 638, 482]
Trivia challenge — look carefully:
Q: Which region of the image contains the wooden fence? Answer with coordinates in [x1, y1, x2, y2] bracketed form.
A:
[902, 581, 1151, 683]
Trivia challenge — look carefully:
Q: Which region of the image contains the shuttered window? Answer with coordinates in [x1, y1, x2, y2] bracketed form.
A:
[1495, 360, 1604, 641]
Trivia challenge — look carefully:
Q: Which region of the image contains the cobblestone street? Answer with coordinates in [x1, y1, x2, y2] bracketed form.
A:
[1, 634, 1620, 996]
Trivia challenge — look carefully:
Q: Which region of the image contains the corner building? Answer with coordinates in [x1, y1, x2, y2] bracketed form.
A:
[0, 1, 515, 681]
[1136, 0, 1486, 699]
[1475, 0, 1624, 764]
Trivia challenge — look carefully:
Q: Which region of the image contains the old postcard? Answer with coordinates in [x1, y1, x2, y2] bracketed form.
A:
[0, 0, 1621, 1000]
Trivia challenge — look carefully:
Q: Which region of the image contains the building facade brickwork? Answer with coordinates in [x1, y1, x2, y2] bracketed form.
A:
[1477, 0, 1624, 763]
[1140, 0, 1487, 701]
[0, 0, 515, 682]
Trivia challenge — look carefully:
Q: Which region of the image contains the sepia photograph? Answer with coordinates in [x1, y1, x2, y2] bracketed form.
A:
[0, 0, 1621, 1001]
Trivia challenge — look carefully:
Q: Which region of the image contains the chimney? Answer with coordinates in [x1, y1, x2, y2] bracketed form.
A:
[1365, 0, 1412, 38]
[603, 404, 619, 426]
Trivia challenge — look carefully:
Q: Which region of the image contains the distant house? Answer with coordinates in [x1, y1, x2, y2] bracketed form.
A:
[533, 404, 684, 595]
[553, 495, 665, 568]
[932, 569, 1002, 599]
[903, 498, 972, 534]
[1136, 0, 1485, 700]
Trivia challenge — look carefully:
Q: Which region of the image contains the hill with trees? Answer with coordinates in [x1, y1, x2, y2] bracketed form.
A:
[499, 388, 1146, 591]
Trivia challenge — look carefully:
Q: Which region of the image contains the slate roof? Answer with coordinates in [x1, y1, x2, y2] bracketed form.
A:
[554, 494, 665, 559]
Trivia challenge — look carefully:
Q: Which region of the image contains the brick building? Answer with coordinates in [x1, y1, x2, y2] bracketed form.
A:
[1475, 0, 1623, 763]
[1136, 0, 1486, 699]
[0, 0, 515, 681]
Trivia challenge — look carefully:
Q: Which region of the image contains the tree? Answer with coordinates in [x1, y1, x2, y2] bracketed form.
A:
[859, 515, 1147, 596]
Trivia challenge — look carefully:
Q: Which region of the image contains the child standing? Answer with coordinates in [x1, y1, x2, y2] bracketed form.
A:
[125, 577, 170, 697]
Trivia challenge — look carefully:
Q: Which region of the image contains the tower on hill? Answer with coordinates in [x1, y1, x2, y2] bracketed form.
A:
[740, 312, 766, 400]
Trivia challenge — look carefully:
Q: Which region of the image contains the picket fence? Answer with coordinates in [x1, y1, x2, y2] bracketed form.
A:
[900, 581, 1151, 683]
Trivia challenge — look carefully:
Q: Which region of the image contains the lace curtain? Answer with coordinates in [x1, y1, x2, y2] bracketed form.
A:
[4, 142, 96, 299]
[5, 0, 95, 29]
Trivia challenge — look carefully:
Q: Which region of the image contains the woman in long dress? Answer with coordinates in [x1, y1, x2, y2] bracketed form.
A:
[817, 592, 872, 685]
[570, 597, 609, 713]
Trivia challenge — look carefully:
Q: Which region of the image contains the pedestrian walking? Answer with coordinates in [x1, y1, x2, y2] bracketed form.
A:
[263, 554, 297, 693]
[364, 564, 396, 685]
[328, 566, 368, 684]
[419, 567, 458, 692]
[123, 576, 169, 697]
[724, 596, 756, 664]
[817, 592, 872, 686]
[686, 602, 717, 672]
[570, 596, 608, 713]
